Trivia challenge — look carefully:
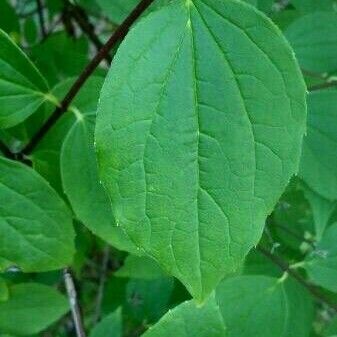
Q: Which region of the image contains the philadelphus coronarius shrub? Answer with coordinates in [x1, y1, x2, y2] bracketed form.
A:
[0, 0, 336, 336]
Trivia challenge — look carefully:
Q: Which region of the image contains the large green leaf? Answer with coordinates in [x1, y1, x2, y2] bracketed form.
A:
[96, 0, 306, 301]
[305, 223, 337, 293]
[0, 29, 49, 129]
[0, 283, 68, 336]
[142, 294, 226, 337]
[285, 12, 337, 73]
[216, 276, 314, 337]
[299, 91, 337, 201]
[0, 157, 75, 272]
[90, 308, 122, 337]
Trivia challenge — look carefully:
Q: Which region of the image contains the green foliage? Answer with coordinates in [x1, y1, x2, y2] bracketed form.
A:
[0, 0, 337, 336]
[96, 0, 305, 302]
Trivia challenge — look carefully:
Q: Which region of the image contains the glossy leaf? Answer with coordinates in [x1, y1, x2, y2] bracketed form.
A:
[0, 283, 68, 336]
[96, 0, 306, 301]
[305, 223, 337, 293]
[285, 12, 337, 73]
[0, 157, 75, 272]
[299, 91, 337, 201]
[0, 29, 49, 129]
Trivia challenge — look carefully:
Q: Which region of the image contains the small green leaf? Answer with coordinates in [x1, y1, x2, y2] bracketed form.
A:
[305, 223, 337, 293]
[0, 283, 69, 336]
[141, 294, 226, 337]
[216, 276, 314, 337]
[96, 0, 306, 301]
[115, 255, 167, 279]
[285, 12, 337, 73]
[299, 91, 337, 201]
[90, 308, 122, 337]
[0, 29, 49, 129]
[0, 157, 75, 272]
[0, 278, 8, 302]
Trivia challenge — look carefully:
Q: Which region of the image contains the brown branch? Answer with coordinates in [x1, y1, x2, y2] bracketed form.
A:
[68, 3, 112, 65]
[257, 246, 337, 311]
[22, 0, 155, 156]
[63, 268, 87, 337]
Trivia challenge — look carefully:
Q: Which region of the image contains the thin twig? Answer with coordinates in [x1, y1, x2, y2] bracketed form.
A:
[63, 268, 87, 337]
[22, 0, 155, 156]
[68, 3, 112, 65]
[309, 80, 337, 92]
[94, 246, 110, 323]
[271, 222, 316, 248]
[36, 0, 47, 38]
[257, 246, 337, 311]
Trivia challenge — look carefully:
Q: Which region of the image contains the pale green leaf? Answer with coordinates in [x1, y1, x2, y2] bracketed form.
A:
[0, 283, 69, 336]
[115, 255, 167, 279]
[0, 157, 75, 272]
[96, 0, 306, 301]
[142, 294, 226, 337]
[285, 12, 337, 73]
[216, 276, 314, 337]
[299, 91, 337, 201]
[0, 278, 8, 302]
[0, 29, 49, 129]
[90, 308, 122, 337]
[305, 223, 337, 293]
